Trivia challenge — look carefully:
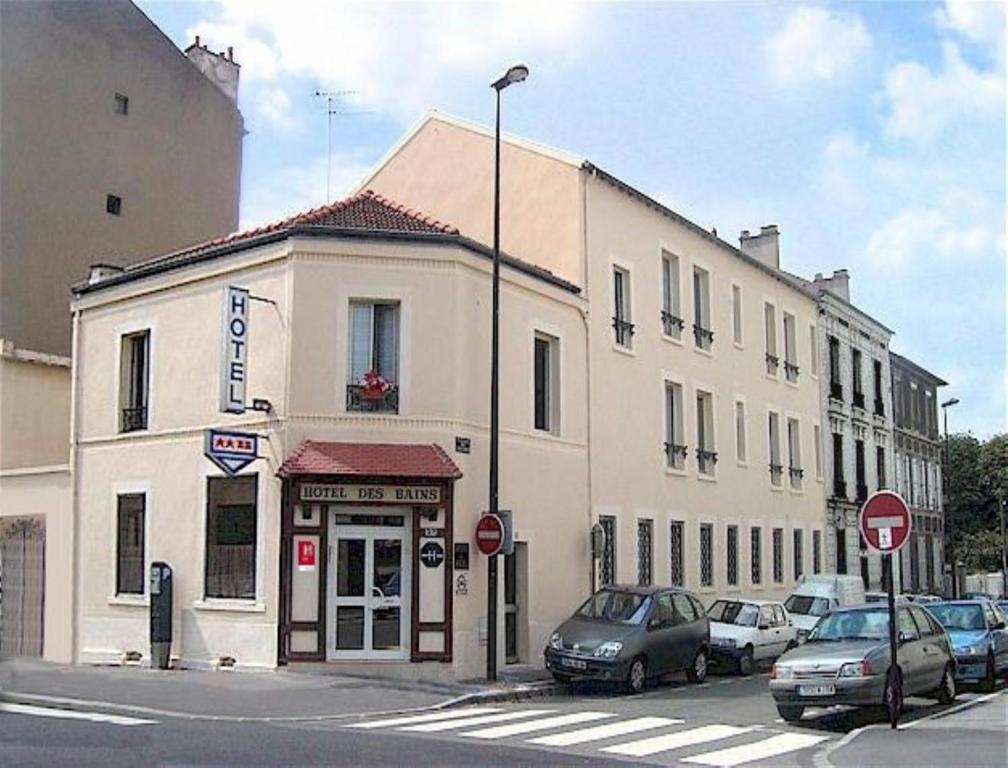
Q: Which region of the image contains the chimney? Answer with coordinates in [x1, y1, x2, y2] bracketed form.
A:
[813, 268, 851, 302]
[88, 263, 124, 286]
[739, 224, 780, 271]
[185, 39, 241, 103]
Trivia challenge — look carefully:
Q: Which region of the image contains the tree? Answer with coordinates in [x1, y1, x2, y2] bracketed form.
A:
[946, 432, 1008, 566]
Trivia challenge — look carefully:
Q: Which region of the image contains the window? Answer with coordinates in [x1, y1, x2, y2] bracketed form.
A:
[731, 284, 742, 345]
[670, 520, 684, 586]
[661, 252, 683, 338]
[814, 424, 823, 479]
[772, 528, 783, 583]
[833, 432, 845, 498]
[664, 381, 686, 470]
[726, 525, 738, 586]
[533, 332, 559, 433]
[637, 519, 653, 586]
[852, 349, 864, 408]
[692, 266, 713, 350]
[836, 527, 848, 574]
[735, 400, 747, 463]
[700, 524, 713, 587]
[828, 336, 841, 399]
[348, 301, 399, 412]
[855, 439, 866, 500]
[106, 193, 122, 215]
[768, 411, 782, 486]
[793, 529, 803, 579]
[695, 390, 716, 475]
[205, 475, 258, 600]
[876, 446, 886, 489]
[751, 526, 762, 584]
[787, 417, 802, 488]
[764, 303, 778, 374]
[812, 530, 821, 574]
[599, 516, 616, 586]
[672, 593, 698, 625]
[114, 92, 129, 114]
[783, 312, 798, 382]
[116, 494, 145, 595]
[873, 360, 884, 416]
[119, 330, 149, 432]
[613, 266, 633, 347]
[809, 325, 818, 377]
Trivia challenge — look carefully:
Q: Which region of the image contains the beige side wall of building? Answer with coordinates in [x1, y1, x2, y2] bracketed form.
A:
[0, 352, 71, 470]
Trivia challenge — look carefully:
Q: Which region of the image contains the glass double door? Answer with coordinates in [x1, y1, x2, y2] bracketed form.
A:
[328, 526, 410, 660]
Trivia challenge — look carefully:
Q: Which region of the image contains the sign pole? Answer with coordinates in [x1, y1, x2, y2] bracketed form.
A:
[885, 552, 898, 729]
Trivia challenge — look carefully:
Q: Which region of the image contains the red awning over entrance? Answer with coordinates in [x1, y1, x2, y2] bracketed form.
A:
[277, 441, 462, 479]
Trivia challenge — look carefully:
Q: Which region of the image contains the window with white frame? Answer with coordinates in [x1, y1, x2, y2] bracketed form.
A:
[809, 324, 818, 376]
[696, 390, 716, 475]
[726, 525, 738, 586]
[787, 417, 802, 488]
[735, 400, 747, 463]
[533, 332, 560, 433]
[768, 411, 782, 486]
[700, 523, 713, 587]
[599, 515, 616, 586]
[731, 284, 743, 345]
[119, 330, 150, 433]
[661, 252, 683, 338]
[814, 424, 823, 479]
[750, 526, 762, 584]
[783, 312, 798, 382]
[764, 303, 778, 375]
[205, 474, 258, 600]
[613, 266, 633, 347]
[670, 520, 684, 586]
[637, 519, 653, 586]
[116, 493, 145, 595]
[348, 301, 399, 412]
[664, 381, 686, 470]
[692, 266, 713, 350]
[793, 528, 803, 579]
[772, 527, 783, 583]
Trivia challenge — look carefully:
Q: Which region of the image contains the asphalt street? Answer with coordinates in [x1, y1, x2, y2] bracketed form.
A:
[1, 668, 1005, 767]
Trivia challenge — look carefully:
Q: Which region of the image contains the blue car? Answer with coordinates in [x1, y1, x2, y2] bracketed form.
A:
[928, 600, 1008, 691]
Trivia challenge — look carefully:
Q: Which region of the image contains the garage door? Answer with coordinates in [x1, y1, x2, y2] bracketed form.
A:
[0, 517, 45, 657]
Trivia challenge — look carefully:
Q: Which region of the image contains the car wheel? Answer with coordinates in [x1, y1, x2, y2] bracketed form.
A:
[884, 668, 903, 726]
[776, 704, 804, 722]
[936, 663, 956, 705]
[980, 653, 996, 693]
[737, 646, 754, 677]
[626, 656, 647, 694]
[687, 648, 708, 684]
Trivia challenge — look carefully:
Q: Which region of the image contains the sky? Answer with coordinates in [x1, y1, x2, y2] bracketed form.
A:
[140, 0, 1007, 438]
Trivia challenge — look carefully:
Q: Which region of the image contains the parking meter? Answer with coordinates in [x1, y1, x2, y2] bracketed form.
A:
[149, 561, 173, 669]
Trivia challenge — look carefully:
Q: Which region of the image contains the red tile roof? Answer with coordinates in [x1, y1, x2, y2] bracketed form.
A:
[278, 441, 462, 479]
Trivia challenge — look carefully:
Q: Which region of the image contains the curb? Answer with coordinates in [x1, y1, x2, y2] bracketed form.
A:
[438, 680, 563, 708]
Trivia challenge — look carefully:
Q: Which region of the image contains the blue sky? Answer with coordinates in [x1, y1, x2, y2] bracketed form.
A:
[140, 1, 1006, 437]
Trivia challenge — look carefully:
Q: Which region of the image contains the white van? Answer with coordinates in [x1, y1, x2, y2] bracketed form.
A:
[784, 574, 866, 641]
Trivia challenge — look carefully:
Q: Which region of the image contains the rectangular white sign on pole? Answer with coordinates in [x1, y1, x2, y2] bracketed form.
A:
[220, 286, 249, 414]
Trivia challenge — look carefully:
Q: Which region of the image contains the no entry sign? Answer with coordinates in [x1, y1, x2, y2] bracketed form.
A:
[859, 491, 912, 553]
[475, 514, 504, 556]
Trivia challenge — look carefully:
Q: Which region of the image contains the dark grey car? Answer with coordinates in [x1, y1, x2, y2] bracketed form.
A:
[769, 603, 956, 722]
[544, 585, 710, 693]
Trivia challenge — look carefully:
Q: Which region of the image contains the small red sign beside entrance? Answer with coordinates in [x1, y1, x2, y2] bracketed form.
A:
[859, 490, 912, 553]
[475, 514, 504, 556]
[297, 540, 316, 569]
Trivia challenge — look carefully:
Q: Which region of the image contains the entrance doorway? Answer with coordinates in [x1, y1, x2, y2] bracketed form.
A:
[503, 543, 528, 664]
[327, 514, 410, 660]
[0, 518, 45, 657]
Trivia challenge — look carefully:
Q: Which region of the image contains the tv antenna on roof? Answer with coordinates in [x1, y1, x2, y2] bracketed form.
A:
[313, 90, 371, 203]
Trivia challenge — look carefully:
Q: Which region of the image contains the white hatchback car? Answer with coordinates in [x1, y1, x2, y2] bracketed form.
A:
[707, 599, 798, 675]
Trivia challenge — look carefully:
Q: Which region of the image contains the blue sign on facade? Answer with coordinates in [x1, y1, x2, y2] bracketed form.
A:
[204, 428, 259, 475]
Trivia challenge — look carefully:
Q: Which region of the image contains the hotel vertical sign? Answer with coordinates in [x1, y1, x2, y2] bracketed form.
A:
[220, 286, 249, 414]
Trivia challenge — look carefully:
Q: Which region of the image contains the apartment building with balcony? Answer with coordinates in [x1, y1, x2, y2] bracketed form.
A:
[890, 352, 947, 594]
[806, 271, 895, 590]
[363, 112, 827, 610]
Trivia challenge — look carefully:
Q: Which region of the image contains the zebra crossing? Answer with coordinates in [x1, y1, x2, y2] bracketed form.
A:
[345, 705, 829, 766]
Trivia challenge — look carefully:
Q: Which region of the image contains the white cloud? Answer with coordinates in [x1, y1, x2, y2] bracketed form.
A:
[186, 1, 590, 122]
[934, 0, 1006, 52]
[864, 207, 998, 272]
[767, 6, 872, 86]
[881, 41, 1004, 142]
[256, 86, 297, 131]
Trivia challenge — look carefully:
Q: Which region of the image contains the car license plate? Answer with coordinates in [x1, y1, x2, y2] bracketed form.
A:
[798, 684, 835, 697]
[560, 657, 586, 670]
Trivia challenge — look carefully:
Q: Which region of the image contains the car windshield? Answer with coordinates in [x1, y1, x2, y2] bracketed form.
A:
[784, 595, 831, 617]
[707, 600, 759, 627]
[576, 590, 651, 624]
[808, 608, 889, 642]
[929, 604, 986, 631]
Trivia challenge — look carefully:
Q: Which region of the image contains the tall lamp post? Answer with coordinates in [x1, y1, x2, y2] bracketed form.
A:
[941, 397, 959, 597]
[487, 63, 528, 682]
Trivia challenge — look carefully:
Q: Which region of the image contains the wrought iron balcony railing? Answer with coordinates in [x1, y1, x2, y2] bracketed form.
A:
[765, 353, 779, 375]
[693, 324, 714, 351]
[789, 466, 805, 487]
[346, 384, 399, 413]
[613, 317, 635, 347]
[660, 310, 685, 337]
[784, 361, 800, 383]
[664, 442, 688, 470]
[770, 463, 784, 485]
[696, 448, 718, 475]
[121, 406, 147, 433]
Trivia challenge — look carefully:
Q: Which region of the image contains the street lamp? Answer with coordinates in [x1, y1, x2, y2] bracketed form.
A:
[486, 62, 528, 682]
[941, 397, 959, 596]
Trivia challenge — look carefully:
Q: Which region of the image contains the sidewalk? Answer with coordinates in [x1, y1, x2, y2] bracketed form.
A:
[0, 657, 556, 722]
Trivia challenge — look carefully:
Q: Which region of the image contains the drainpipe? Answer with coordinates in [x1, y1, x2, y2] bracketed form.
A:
[580, 166, 594, 594]
[68, 304, 82, 663]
